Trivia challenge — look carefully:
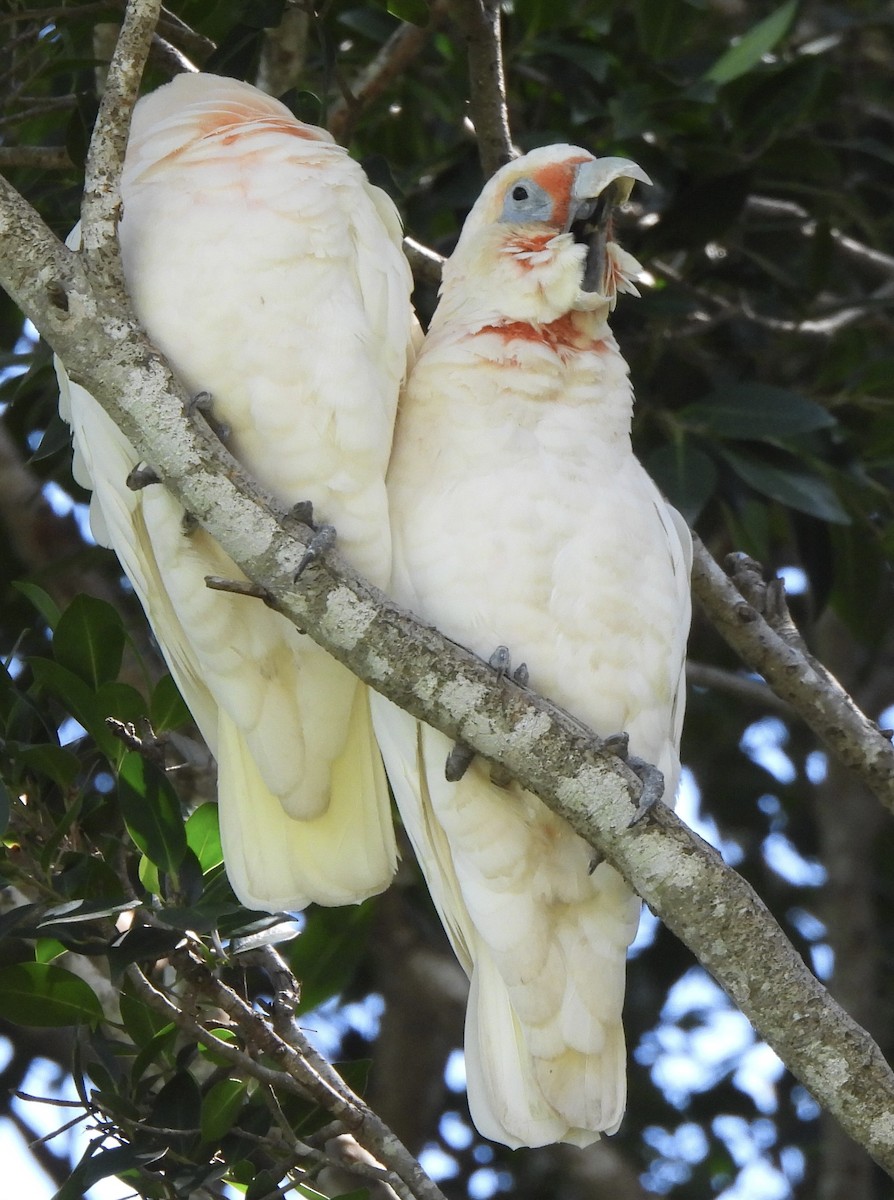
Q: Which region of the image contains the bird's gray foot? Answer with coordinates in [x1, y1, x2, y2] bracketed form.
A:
[187, 390, 231, 442]
[445, 742, 475, 782]
[602, 732, 630, 759]
[294, 524, 336, 580]
[626, 755, 666, 826]
[445, 645, 528, 784]
[126, 463, 160, 491]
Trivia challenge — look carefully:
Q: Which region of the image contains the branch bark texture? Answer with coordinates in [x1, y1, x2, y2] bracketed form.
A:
[446, 0, 514, 176]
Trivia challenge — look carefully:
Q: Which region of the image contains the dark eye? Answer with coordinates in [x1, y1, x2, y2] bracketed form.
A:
[511, 185, 529, 202]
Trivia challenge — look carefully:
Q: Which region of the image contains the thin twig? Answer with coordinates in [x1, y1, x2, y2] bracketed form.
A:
[691, 534, 894, 811]
[402, 236, 445, 289]
[686, 660, 792, 714]
[80, 0, 162, 294]
[0, 146, 73, 170]
[129, 953, 448, 1200]
[328, 0, 451, 143]
[446, 0, 514, 177]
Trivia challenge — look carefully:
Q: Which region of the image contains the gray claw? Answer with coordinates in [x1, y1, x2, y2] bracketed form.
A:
[488, 645, 512, 675]
[446, 742, 474, 782]
[602, 732, 630, 759]
[294, 524, 336, 579]
[126, 463, 160, 491]
[187, 390, 230, 442]
[290, 500, 315, 526]
[626, 756, 666, 826]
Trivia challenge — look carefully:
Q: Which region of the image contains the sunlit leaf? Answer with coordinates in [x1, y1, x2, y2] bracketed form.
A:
[53, 594, 125, 688]
[185, 802, 224, 872]
[150, 674, 191, 733]
[705, 0, 799, 84]
[201, 1077, 248, 1143]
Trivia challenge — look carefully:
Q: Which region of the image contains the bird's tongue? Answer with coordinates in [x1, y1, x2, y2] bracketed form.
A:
[570, 191, 614, 295]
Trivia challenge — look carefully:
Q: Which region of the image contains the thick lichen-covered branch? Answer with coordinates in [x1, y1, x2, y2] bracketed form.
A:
[3, 170, 894, 1175]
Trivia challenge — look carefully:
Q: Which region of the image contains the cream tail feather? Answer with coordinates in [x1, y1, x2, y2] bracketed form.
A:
[56, 73, 418, 911]
[373, 145, 691, 1147]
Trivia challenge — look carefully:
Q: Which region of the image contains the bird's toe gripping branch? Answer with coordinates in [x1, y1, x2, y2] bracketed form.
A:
[187, 390, 231, 443]
[445, 645, 530, 784]
[294, 524, 337, 581]
[625, 755, 666, 826]
[126, 463, 160, 490]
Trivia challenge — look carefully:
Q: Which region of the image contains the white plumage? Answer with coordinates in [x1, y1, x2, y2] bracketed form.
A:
[57, 73, 417, 912]
[373, 146, 692, 1147]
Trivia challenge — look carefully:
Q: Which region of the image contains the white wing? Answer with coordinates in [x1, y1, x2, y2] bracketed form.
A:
[57, 74, 418, 911]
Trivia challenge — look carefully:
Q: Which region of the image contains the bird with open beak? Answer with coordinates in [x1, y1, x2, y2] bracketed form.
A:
[374, 146, 692, 1148]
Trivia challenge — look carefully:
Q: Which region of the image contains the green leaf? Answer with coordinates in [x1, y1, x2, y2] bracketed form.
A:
[29, 413, 72, 462]
[705, 0, 798, 84]
[721, 449, 850, 523]
[12, 581, 62, 630]
[185, 803, 224, 873]
[53, 595, 125, 688]
[15, 743, 80, 788]
[647, 441, 718, 523]
[150, 674, 191, 733]
[117, 752, 187, 878]
[201, 1077, 248, 1143]
[148, 1071, 202, 1146]
[0, 962, 104, 1026]
[681, 384, 835, 441]
[52, 1142, 161, 1200]
[387, 0, 428, 25]
[198, 1026, 239, 1069]
[28, 657, 108, 750]
[35, 938, 66, 963]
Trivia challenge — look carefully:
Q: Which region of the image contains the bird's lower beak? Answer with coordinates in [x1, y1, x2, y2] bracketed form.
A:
[568, 158, 651, 295]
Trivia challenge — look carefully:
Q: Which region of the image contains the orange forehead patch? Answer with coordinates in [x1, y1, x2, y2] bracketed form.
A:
[526, 155, 592, 227]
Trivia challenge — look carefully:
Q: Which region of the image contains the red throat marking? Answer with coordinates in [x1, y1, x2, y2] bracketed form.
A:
[476, 314, 606, 356]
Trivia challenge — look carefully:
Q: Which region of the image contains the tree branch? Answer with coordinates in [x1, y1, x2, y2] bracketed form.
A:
[80, 0, 162, 295]
[691, 535, 894, 814]
[446, 0, 514, 176]
[128, 952, 447, 1200]
[327, 1, 451, 143]
[2, 173, 894, 1177]
[0, 146, 73, 170]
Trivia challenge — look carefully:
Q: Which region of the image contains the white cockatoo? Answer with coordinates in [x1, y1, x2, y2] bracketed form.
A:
[373, 146, 692, 1148]
[56, 73, 418, 912]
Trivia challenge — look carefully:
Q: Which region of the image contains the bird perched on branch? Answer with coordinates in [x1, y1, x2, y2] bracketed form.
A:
[56, 72, 417, 912]
[373, 146, 692, 1148]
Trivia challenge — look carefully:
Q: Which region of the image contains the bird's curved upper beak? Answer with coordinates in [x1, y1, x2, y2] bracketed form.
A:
[567, 157, 651, 294]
